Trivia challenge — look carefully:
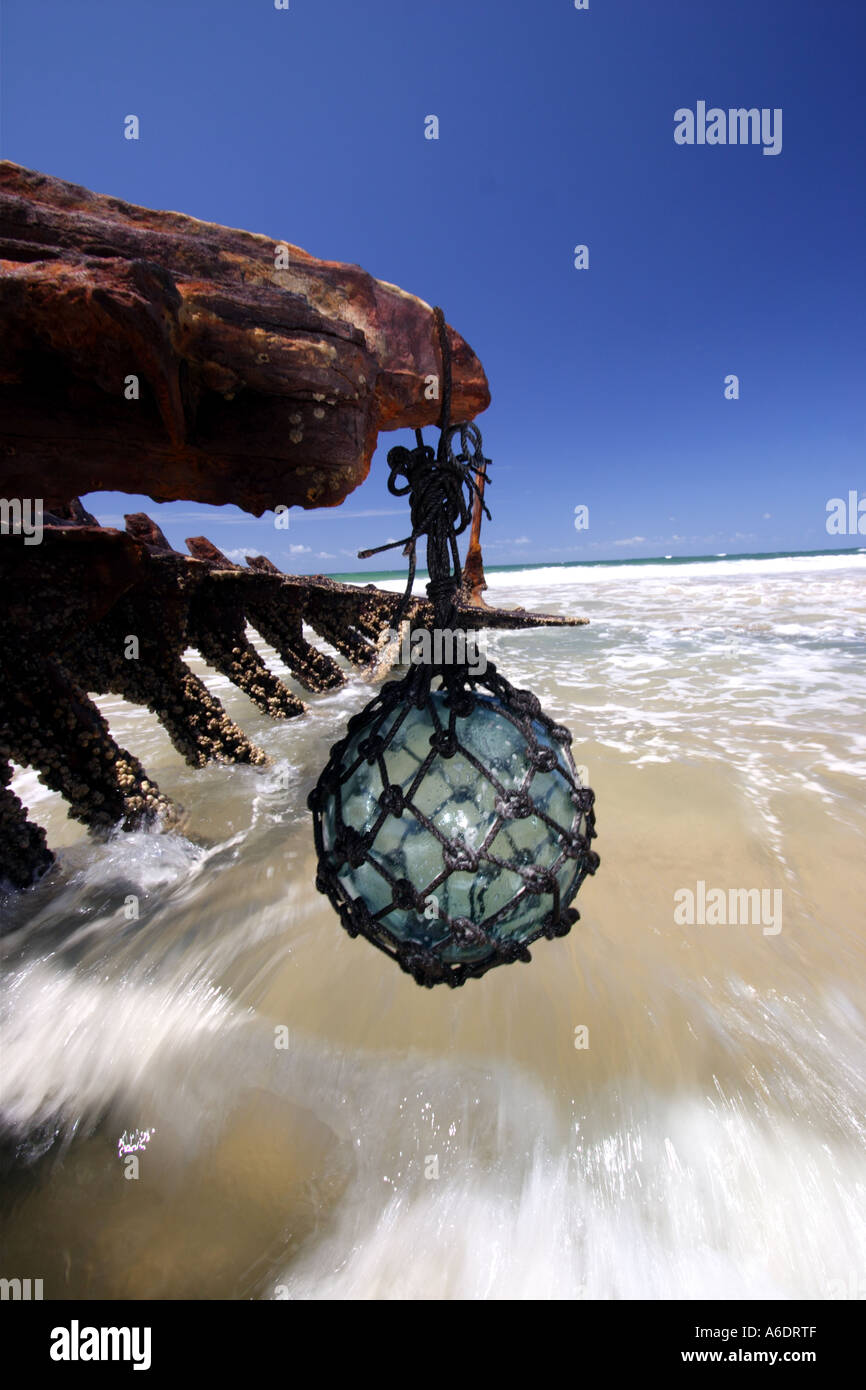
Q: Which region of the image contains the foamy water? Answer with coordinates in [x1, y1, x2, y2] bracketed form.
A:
[1, 554, 864, 1299]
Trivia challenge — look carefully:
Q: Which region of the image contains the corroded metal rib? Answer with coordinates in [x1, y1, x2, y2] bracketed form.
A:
[0, 509, 588, 890]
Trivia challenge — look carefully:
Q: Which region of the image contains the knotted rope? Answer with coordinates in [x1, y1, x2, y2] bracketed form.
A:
[358, 306, 491, 630]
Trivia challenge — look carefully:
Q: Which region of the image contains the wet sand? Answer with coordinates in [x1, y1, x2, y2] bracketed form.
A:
[2, 555, 864, 1299]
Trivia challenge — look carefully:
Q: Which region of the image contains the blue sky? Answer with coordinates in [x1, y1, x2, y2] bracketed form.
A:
[2, 0, 864, 571]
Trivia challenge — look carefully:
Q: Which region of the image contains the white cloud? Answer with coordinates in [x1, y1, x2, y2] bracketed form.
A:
[288, 543, 311, 554]
[613, 536, 646, 546]
[224, 547, 268, 564]
[316, 551, 337, 560]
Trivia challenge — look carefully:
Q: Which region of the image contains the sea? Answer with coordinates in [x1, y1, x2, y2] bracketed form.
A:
[1, 548, 865, 1299]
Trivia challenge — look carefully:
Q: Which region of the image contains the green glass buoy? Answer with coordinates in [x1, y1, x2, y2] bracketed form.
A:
[310, 675, 598, 986]
[308, 307, 599, 987]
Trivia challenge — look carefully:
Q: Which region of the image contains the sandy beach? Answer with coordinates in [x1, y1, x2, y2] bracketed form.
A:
[2, 552, 864, 1299]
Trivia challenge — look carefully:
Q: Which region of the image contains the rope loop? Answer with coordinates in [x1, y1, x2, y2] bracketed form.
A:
[358, 306, 491, 632]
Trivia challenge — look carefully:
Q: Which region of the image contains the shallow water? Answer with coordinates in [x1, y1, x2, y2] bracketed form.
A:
[1, 554, 864, 1299]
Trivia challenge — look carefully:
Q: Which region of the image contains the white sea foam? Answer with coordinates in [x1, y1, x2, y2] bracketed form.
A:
[2, 550, 865, 1299]
[3, 947, 862, 1300]
[363, 552, 866, 595]
[0, 959, 243, 1138]
[272, 1093, 864, 1300]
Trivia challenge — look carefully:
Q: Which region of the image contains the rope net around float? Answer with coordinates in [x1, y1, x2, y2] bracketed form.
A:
[308, 308, 599, 987]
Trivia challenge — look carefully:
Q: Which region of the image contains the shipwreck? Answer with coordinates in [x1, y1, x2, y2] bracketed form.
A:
[0, 162, 586, 891]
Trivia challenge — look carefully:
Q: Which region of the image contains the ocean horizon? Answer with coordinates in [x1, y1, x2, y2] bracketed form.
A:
[331, 544, 866, 588]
